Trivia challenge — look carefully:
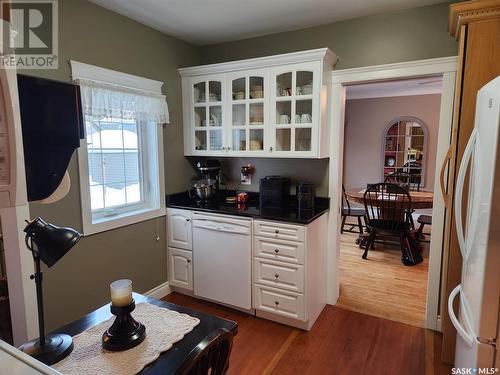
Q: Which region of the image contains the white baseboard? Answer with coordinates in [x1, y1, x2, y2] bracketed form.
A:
[144, 281, 171, 300]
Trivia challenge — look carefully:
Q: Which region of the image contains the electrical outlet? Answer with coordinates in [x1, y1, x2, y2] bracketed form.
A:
[241, 173, 251, 185]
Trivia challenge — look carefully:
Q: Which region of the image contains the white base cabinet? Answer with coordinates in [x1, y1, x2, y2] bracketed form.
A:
[166, 207, 328, 330]
[168, 247, 193, 290]
[167, 208, 193, 292]
[252, 215, 327, 330]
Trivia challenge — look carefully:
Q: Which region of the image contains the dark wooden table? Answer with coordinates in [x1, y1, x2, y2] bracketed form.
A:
[50, 293, 238, 374]
[346, 188, 434, 209]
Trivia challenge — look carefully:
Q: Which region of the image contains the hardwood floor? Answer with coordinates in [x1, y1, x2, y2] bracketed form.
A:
[164, 292, 452, 375]
[337, 231, 429, 327]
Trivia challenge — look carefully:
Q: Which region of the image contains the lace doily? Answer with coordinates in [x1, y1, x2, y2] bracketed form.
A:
[53, 302, 200, 375]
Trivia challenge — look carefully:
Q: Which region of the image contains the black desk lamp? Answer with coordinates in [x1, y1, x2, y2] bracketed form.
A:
[19, 217, 82, 365]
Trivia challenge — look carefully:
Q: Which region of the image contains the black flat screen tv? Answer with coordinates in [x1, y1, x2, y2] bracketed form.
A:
[17, 74, 84, 201]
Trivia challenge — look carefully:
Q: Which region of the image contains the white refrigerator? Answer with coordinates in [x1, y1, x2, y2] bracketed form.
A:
[448, 76, 500, 368]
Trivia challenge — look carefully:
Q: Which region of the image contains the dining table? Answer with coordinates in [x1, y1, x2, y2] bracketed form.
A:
[345, 187, 434, 247]
[346, 188, 434, 209]
[49, 293, 238, 374]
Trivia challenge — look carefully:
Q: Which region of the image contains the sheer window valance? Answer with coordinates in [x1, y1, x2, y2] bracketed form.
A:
[76, 79, 170, 124]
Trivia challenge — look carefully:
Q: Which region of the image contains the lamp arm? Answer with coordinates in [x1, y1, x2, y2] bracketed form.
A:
[25, 233, 40, 260]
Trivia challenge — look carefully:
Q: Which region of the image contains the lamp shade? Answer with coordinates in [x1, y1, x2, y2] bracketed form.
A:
[24, 217, 82, 267]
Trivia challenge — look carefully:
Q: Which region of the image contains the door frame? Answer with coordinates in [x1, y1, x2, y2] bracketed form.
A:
[327, 56, 458, 330]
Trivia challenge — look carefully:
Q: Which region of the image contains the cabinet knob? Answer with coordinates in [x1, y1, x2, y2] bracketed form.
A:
[274, 301, 279, 306]
[187, 259, 191, 264]
[227, 146, 231, 150]
[221, 147, 226, 150]
[275, 230, 279, 234]
[186, 218, 191, 222]
[274, 273, 280, 279]
[274, 248, 279, 254]
[269, 147, 273, 152]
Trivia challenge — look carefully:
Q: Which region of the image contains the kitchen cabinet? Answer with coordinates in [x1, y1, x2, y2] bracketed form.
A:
[188, 74, 226, 153]
[227, 69, 268, 154]
[179, 48, 337, 158]
[252, 214, 327, 330]
[165, 206, 328, 330]
[270, 62, 320, 157]
[167, 208, 193, 291]
[167, 208, 192, 251]
[168, 247, 193, 290]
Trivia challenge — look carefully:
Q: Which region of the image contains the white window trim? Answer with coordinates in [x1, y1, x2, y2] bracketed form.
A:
[72, 61, 166, 235]
[71, 60, 163, 94]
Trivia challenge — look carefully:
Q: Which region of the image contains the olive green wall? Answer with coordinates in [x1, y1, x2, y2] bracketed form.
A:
[22, 0, 200, 331]
[198, 2, 457, 198]
[200, 2, 457, 67]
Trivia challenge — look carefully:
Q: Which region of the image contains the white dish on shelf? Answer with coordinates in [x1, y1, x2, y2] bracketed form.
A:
[302, 83, 313, 95]
[250, 90, 263, 99]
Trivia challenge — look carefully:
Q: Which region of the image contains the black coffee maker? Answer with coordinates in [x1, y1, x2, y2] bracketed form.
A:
[196, 159, 222, 191]
[296, 182, 315, 210]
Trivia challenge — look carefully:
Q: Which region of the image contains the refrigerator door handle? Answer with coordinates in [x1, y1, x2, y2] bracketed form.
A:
[448, 284, 474, 347]
[439, 145, 453, 208]
[454, 128, 479, 262]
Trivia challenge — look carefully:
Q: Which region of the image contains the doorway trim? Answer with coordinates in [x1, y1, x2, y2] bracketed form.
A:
[327, 56, 457, 330]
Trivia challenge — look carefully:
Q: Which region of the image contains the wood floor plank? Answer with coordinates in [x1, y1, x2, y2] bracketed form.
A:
[337, 232, 429, 327]
[163, 293, 452, 374]
[164, 293, 295, 375]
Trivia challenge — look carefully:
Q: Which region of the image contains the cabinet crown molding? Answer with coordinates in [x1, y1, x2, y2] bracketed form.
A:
[449, 0, 500, 39]
[178, 48, 337, 77]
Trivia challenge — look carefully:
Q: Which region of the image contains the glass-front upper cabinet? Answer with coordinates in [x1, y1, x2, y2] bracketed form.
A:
[180, 48, 337, 158]
[191, 75, 225, 154]
[227, 70, 267, 154]
[270, 62, 320, 156]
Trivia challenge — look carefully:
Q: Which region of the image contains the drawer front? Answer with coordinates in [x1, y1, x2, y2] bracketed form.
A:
[254, 258, 304, 293]
[254, 236, 305, 265]
[253, 284, 305, 321]
[254, 220, 305, 242]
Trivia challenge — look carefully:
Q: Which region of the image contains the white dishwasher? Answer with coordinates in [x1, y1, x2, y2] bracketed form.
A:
[192, 212, 252, 310]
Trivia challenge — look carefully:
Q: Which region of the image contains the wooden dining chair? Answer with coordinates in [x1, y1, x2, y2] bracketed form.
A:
[384, 171, 421, 228]
[363, 183, 422, 265]
[177, 328, 234, 375]
[416, 214, 432, 243]
[341, 185, 367, 235]
[384, 171, 421, 191]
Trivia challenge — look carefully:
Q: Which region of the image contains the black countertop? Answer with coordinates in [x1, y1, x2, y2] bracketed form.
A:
[166, 191, 329, 225]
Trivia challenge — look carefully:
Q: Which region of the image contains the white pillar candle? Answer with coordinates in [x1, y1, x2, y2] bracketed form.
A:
[110, 279, 133, 307]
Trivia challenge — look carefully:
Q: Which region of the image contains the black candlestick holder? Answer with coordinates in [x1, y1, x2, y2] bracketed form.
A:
[102, 299, 146, 351]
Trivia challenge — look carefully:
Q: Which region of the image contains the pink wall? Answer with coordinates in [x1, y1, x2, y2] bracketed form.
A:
[343, 94, 442, 192]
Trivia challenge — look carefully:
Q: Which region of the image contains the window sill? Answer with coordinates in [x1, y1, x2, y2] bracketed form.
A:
[83, 206, 166, 236]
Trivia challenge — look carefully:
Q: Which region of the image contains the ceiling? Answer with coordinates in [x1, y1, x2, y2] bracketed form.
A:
[346, 76, 443, 100]
[89, 0, 446, 45]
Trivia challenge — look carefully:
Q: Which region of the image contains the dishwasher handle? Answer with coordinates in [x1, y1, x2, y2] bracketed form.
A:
[193, 219, 250, 235]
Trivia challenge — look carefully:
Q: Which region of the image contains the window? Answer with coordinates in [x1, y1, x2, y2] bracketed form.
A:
[71, 61, 169, 235]
[383, 117, 427, 188]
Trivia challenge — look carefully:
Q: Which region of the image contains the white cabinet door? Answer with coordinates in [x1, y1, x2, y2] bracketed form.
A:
[189, 74, 227, 155]
[168, 247, 193, 290]
[167, 209, 192, 250]
[226, 69, 268, 156]
[269, 61, 321, 157]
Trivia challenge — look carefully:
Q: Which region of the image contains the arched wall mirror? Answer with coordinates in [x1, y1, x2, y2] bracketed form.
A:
[383, 117, 427, 188]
